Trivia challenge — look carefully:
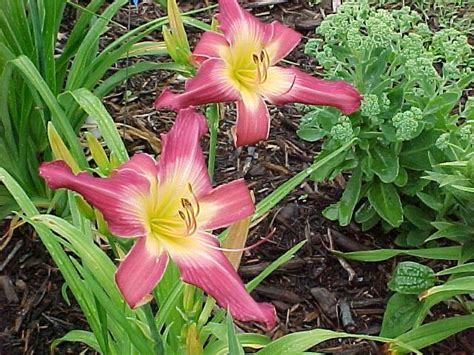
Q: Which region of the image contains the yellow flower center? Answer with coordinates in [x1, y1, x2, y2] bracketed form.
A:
[144, 183, 200, 243]
[221, 42, 270, 91]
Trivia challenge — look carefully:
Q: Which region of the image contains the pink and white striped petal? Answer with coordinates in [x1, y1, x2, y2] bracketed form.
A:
[115, 153, 158, 185]
[157, 108, 211, 198]
[115, 237, 169, 308]
[265, 21, 302, 64]
[233, 94, 270, 147]
[217, 0, 268, 45]
[269, 67, 363, 115]
[171, 232, 276, 329]
[154, 59, 239, 111]
[39, 156, 154, 237]
[257, 66, 296, 100]
[193, 31, 229, 63]
[198, 179, 255, 231]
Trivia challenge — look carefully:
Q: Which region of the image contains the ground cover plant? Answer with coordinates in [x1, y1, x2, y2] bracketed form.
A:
[0, 0, 473, 353]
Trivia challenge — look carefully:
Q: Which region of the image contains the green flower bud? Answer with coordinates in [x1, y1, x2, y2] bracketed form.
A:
[435, 133, 450, 150]
[304, 39, 320, 58]
[459, 125, 473, 141]
[380, 93, 391, 111]
[432, 28, 470, 64]
[392, 109, 422, 141]
[331, 117, 353, 142]
[361, 94, 381, 117]
[400, 33, 426, 61]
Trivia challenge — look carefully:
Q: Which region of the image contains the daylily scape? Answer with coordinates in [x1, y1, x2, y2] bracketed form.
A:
[39, 108, 276, 329]
[155, 0, 362, 146]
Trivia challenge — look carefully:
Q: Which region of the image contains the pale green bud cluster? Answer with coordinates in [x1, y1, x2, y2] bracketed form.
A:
[435, 133, 450, 151]
[361, 94, 380, 118]
[392, 107, 423, 141]
[405, 57, 439, 81]
[443, 62, 462, 80]
[315, 45, 336, 70]
[304, 39, 320, 58]
[346, 26, 368, 52]
[366, 10, 396, 48]
[415, 23, 432, 40]
[392, 6, 421, 32]
[331, 117, 353, 142]
[400, 33, 426, 61]
[380, 93, 391, 111]
[459, 124, 473, 141]
[432, 28, 470, 64]
[317, 12, 351, 41]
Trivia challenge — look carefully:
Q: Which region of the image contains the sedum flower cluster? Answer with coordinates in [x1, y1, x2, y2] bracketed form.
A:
[331, 116, 353, 142]
[297, 0, 472, 237]
[392, 107, 423, 141]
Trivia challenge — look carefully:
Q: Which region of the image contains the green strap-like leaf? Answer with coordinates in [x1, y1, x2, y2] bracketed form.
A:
[334, 246, 462, 262]
[51, 330, 101, 353]
[68, 88, 128, 163]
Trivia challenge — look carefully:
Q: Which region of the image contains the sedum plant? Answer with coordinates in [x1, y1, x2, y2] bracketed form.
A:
[306, 2, 474, 349]
[298, 0, 472, 246]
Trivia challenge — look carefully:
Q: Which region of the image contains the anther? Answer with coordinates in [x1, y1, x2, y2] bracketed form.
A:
[187, 183, 200, 217]
[252, 53, 259, 64]
[252, 50, 269, 84]
[178, 210, 187, 223]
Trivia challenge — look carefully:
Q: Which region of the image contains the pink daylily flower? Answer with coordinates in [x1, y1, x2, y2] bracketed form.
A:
[155, 0, 362, 147]
[39, 108, 276, 329]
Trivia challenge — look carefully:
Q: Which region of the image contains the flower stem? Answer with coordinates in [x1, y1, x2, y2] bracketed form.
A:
[206, 104, 220, 182]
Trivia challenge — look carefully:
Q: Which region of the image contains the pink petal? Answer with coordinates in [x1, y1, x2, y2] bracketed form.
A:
[265, 21, 301, 64]
[171, 232, 276, 329]
[115, 153, 158, 184]
[269, 67, 362, 115]
[233, 95, 270, 147]
[39, 154, 157, 237]
[198, 179, 255, 231]
[193, 31, 229, 63]
[257, 66, 296, 100]
[217, 0, 268, 45]
[217, 0, 299, 64]
[115, 237, 169, 308]
[158, 108, 212, 197]
[154, 59, 239, 111]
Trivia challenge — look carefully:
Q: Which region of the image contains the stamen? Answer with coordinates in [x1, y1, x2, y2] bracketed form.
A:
[178, 196, 198, 236]
[178, 210, 188, 227]
[187, 183, 200, 217]
[261, 49, 270, 82]
[252, 50, 270, 84]
[252, 53, 259, 64]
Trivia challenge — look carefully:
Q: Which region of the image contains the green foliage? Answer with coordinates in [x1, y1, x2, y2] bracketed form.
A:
[303, 1, 473, 348]
[3, 127, 316, 353]
[388, 262, 436, 294]
[380, 293, 423, 338]
[371, 0, 472, 32]
[298, 0, 472, 242]
[0, 0, 191, 218]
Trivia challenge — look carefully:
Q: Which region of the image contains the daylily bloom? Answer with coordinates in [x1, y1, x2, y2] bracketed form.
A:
[39, 108, 276, 329]
[155, 0, 362, 146]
